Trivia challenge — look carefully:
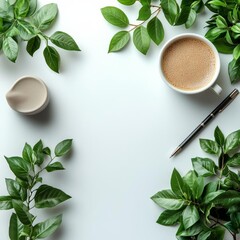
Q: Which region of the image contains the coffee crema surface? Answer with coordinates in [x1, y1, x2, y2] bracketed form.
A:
[161, 37, 216, 91]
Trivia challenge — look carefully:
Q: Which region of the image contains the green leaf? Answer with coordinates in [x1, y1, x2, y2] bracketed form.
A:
[227, 153, 240, 167]
[216, 15, 227, 28]
[214, 126, 225, 146]
[185, 8, 196, 28]
[101, 6, 129, 28]
[14, 0, 29, 18]
[46, 162, 65, 172]
[203, 190, 225, 203]
[212, 38, 235, 54]
[133, 26, 150, 55]
[43, 147, 51, 156]
[208, 0, 227, 7]
[182, 205, 200, 229]
[0, 196, 13, 210]
[43, 46, 60, 73]
[5, 178, 27, 201]
[140, 0, 151, 5]
[5, 156, 30, 181]
[192, 176, 204, 199]
[183, 170, 197, 192]
[137, 5, 151, 21]
[175, 6, 191, 26]
[231, 23, 240, 34]
[177, 222, 202, 236]
[224, 129, 240, 153]
[3, 37, 18, 62]
[161, 0, 179, 25]
[117, 0, 136, 5]
[209, 226, 225, 240]
[233, 44, 240, 60]
[33, 140, 44, 165]
[197, 230, 211, 240]
[147, 17, 164, 45]
[205, 27, 226, 42]
[214, 190, 240, 207]
[16, 20, 35, 41]
[171, 168, 185, 197]
[31, 3, 58, 31]
[192, 157, 217, 177]
[199, 139, 220, 155]
[54, 139, 72, 157]
[27, 0, 37, 16]
[12, 199, 32, 225]
[151, 189, 186, 210]
[22, 143, 32, 163]
[108, 31, 130, 52]
[50, 31, 80, 51]
[35, 184, 71, 208]
[9, 213, 18, 240]
[228, 58, 240, 83]
[225, 31, 233, 45]
[26, 35, 41, 56]
[157, 209, 183, 226]
[32, 215, 62, 238]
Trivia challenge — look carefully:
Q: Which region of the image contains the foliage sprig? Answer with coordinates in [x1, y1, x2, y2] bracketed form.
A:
[0, 0, 80, 73]
[151, 127, 240, 240]
[101, 0, 240, 83]
[0, 139, 73, 240]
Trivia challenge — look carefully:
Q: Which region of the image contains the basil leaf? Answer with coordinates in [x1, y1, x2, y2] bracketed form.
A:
[108, 31, 130, 52]
[209, 226, 225, 240]
[147, 17, 164, 45]
[32, 215, 62, 238]
[137, 5, 151, 21]
[22, 143, 32, 163]
[182, 205, 200, 229]
[43, 147, 51, 156]
[224, 129, 240, 153]
[0, 196, 13, 210]
[185, 8, 197, 28]
[177, 222, 202, 236]
[9, 213, 18, 240]
[228, 58, 240, 83]
[197, 231, 211, 240]
[183, 170, 197, 192]
[203, 190, 225, 204]
[214, 190, 240, 207]
[192, 157, 217, 177]
[161, 0, 179, 25]
[54, 139, 72, 157]
[133, 26, 150, 55]
[5, 156, 30, 181]
[171, 168, 185, 197]
[214, 126, 225, 146]
[140, 0, 151, 5]
[26, 35, 41, 56]
[233, 44, 240, 60]
[151, 189, 186, 210]
[12, 199, 32, 225]
[35, 184, 71, 208]
[192, 176, 204, 199]
[101, 6, 129, 28]
[227, 153, 240, 167]
[43, 46, 60, 73]
[157, 209, 183, 226]
[27, 0, 37, 16]
[46, 162, 65, 172]
[117, 0, 136, 5]
[5, 178, 27, 201]
[31, 3, 58, 31]
[50, 31, 80, 51]
[14, 0, 29, 18]
[199, 139, 220, 155]
[3, 37, 18, 62]
[16, 20, 35, 41]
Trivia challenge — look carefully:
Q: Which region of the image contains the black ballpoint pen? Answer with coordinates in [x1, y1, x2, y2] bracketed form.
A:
[170, 88, 239, 158]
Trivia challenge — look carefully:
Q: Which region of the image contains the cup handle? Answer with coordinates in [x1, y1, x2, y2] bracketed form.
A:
[211, 83, 222, 95]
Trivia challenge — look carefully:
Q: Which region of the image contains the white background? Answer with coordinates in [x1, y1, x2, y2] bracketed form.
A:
[0, 0, 240, 239]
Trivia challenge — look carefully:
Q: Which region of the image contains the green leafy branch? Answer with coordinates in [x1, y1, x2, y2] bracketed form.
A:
[101, 0, 203, 54]
[0, 0, 80, 73]
[151, 127, 240, 240]
[0, 139, 73, 240]
[101, 0, 240, 83]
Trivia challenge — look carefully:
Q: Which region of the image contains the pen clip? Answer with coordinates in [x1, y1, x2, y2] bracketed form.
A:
[219, 89, 239, 113]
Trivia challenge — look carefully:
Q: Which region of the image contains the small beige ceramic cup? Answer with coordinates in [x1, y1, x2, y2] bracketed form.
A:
[159, 33, 221, 95]
[6, 76, 49, 115]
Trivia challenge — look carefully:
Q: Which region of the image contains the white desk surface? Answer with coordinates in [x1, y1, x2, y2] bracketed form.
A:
[0, 1, 239, 239]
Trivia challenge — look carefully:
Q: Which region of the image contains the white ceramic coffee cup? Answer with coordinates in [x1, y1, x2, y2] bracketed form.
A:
[159, 33, 221, 95]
